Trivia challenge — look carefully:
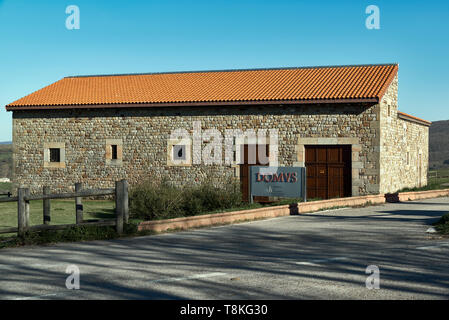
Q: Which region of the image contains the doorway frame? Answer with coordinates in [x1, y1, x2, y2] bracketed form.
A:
[295, 137, 362, 197]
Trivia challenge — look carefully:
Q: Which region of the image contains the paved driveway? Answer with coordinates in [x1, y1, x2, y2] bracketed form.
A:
[0, 197, 448, 300]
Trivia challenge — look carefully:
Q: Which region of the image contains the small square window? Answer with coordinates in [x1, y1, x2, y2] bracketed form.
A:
[50, 148, 61, 163]
[167, 138, 191, 166]
[173, 145, 186, 161]
[44, 142, 65, 168]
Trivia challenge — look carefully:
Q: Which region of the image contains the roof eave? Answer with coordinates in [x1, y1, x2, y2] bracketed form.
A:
[397, 111, 432, 127]
[5, 98, 379, 111]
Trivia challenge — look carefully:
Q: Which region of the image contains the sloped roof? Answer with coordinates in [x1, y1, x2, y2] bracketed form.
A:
[398, 111, 432, 126]
[6, 64, 399, 110]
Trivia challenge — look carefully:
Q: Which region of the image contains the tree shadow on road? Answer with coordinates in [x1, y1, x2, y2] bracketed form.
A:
[0, 199, 448, 300]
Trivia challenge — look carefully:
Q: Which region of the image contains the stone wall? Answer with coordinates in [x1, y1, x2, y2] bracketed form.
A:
[12, 103, 381, 195]
[379, 75, 430, 193]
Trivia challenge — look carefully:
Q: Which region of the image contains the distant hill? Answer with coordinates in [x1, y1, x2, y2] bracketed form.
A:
[0, 144, 12, 179]
[0, 142, 11, 145]
[429, 119, 449, 170]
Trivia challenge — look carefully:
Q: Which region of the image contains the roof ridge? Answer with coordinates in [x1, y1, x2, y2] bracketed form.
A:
[65, 63, 399, 79]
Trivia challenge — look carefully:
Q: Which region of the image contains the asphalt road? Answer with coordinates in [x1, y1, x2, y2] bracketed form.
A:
[1, 197, 449, 300]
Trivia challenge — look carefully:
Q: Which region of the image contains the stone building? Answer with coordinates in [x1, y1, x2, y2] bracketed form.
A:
[5, 64, 431, 199]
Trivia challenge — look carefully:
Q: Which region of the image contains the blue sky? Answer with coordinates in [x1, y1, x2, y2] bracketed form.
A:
[0, 0, 448, 141]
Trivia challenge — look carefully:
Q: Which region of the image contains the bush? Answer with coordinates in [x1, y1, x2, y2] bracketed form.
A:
[434, 213, 449, 235]
[129, 180, 183, 220]
[182, 182, 242, 216]
[129, 179, 243, 221]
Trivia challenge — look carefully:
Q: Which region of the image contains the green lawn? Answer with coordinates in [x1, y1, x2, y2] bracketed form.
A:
[429, 167, 449, 179]
[0, 199, 115, 236]
[398, 177, 449, 193]
[0, 182, 11, 192]
[397, 167, 449, 192]
[426, 167, 449, 190]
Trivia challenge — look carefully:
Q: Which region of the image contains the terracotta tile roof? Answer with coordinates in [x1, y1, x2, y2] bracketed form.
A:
[6, 64, 398, 110]
[398, 111, 432, 126]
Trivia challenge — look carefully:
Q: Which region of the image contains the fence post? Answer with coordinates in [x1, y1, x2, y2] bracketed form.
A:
[115, 180, 124, 235]
[75, 183, 83, 224]
[43, 186, 51, 225]
[122, 180, 129, 224]
[25, 189, 30, 228]
[18, 188, 29, 236]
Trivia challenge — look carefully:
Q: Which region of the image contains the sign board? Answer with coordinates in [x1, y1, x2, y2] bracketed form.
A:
[249, 166, 306, 201]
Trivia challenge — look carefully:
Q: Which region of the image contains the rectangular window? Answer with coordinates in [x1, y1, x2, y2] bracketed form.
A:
[106, 139, 123, 166]
[50, 148, 61, 163]
[44, 142, 65, 168]
[111, 145, 118, 160]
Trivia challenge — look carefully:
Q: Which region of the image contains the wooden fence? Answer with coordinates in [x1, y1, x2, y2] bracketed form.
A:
[0, 180, 129, 236]
[428, 171, 449, 180]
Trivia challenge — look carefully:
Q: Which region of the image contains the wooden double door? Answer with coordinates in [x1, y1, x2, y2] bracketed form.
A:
[305, 145, 352, 200]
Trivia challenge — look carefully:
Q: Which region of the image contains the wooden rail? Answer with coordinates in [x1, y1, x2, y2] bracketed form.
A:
[428, 171, 449, 180]
[0, 196, 18, 203]
[24, 189, 115, 201]
[0, 180, 128, 236]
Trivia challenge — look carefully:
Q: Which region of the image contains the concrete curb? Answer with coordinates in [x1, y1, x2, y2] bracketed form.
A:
[137, 189, 449, 233]
[398, 189, 449, 202]
[137, 193, 388, 233]
[137, 204, 294, 233]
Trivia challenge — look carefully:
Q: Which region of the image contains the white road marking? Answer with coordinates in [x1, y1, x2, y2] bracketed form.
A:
[148, 272, 227, 283]
[0, 263, 63, 271]
[210, 217, 284, 229]
[308, 207, 351, 214]
[29, 264, 63, 268]
[13, 293, 59, 300]
[295, 257, 349, 266]
[416, 242, 449, 250]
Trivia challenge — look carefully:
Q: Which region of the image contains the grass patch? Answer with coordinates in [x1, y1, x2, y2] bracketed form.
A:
[0, 199, 116, 237]
[433, 213, 449, 235]
[0, 182, 11, 192]
[398, 177, 449, 193]
[0, 144, 12, 180]
[429, 167, 449, 178]
[0, 222, 154, 249]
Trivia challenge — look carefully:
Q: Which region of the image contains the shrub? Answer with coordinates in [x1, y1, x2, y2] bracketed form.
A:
[434, 213, 449, 235]
[129, 178, 243, 221]
[437, 213, 449, 224]
[129, 180, 183, 220]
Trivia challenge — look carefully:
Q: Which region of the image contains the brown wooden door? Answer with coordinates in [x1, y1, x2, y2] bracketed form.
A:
[240, 144, 269, 202]
[305, 145, 351, 200]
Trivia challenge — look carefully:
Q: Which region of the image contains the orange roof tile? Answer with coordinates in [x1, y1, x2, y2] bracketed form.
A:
[6, 64, 399, 110]
[398, 111, 432, 126]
